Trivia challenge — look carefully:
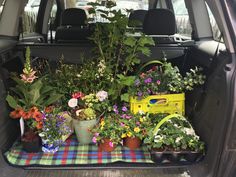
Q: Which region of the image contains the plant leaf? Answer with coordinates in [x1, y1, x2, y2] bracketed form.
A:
[6, 95, 18, 109]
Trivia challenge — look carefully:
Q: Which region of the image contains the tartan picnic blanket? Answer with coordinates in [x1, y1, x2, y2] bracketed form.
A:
[5, 135, 153, 166]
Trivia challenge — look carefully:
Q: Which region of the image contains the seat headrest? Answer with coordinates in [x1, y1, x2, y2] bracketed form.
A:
[61, 8, 87, 26]
[128, 10, 147, 27]
[143, 9, 176, 35]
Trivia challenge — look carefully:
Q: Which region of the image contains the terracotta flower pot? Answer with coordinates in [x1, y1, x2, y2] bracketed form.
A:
[98, 138, 116, 152]
[124, 137, 142, 150]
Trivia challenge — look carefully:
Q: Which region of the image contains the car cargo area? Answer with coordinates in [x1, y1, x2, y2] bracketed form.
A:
[0, 0, 236, 177]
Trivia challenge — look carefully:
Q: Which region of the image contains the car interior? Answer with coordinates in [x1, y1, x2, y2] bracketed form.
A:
[0, 0, 236, 177]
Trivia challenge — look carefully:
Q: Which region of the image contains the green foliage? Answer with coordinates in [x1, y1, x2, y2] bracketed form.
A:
[7, 74, 63, 110]
[143, 114, 205, 152]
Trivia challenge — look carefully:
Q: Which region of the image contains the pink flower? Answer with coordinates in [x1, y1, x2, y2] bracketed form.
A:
[120, 122, 125, 127]
[72, 92, 84, 99]
[95, 133, 99, 137]
[125, 115, 132, 119]
[20, 70, 37, 83]
[109, 141, 114, 147]
[156, 80, 161, 85]
[96, 91, 108, 101]
[92, 137, 97, 144]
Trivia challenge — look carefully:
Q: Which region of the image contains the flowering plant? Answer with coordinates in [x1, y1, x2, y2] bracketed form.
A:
[39, 111, 72, 145]
[113, 105, 151, 140]
[144, 114, 205, 152]
[68, 91, 109, 120]
[6, 47, 63, 131]
[91, 115, 122, 147]
[129, 60, 205, 99]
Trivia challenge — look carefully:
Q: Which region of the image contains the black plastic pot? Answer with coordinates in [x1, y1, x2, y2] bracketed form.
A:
[150, 149, 204, 164]
[22, 135, 41, 153]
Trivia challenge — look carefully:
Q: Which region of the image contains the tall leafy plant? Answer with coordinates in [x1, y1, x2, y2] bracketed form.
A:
[88, 1, 155, 102]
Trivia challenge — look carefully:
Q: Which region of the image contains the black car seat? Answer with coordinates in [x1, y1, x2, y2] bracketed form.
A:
[128, 10, 147, 31]
[143, 9, 177, 44]
[55, 8, 93, 43]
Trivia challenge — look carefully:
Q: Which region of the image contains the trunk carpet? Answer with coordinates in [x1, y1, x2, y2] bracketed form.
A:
[5, 135, 154, 166]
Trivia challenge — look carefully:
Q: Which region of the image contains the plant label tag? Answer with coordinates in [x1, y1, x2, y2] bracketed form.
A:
[20, 118, 24, 136]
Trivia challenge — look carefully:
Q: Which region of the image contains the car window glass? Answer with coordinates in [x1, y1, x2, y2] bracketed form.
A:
[22, 0, 42, 34]
[205, 2, 223, 42]
[0, 0, 5, 20]
[172, 0, 191, 37]
[64, 0, 148, 21]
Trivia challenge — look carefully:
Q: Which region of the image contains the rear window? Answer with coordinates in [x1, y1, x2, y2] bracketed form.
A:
[22, 0, 41, 34]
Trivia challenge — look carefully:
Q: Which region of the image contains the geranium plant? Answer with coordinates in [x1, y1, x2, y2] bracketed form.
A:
[68, 91, 109, 120]
[128, 59, 206, 99]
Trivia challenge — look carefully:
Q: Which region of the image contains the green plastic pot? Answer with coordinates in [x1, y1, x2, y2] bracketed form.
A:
[73, 119, 97, 144]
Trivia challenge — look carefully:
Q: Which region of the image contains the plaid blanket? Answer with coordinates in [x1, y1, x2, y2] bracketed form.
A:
[5, 135, 153, 166]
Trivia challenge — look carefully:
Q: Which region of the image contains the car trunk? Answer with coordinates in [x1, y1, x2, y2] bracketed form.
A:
[0, 38, 234, 177]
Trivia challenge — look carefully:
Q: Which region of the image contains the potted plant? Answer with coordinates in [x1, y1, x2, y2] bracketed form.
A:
[144, 114, 205, 164]
[6, 47, 63, 152]
[128, 59, 206, 115]
[91, 115, 122, 152]
[112, 104, 151, 150]
[39, 110, 72, 153]
[68, 91, 109, 144]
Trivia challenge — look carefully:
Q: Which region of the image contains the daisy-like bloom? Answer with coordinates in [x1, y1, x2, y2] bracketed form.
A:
[68, 98, 78, 108]
[22, 111, 32, 120]
[109, 141, 114, 147]
[96, 90, 108, 102]
[33, 111, 43, 122]
[9, 108, 24, 119]
[127, 132, 132, 137]
[134, 127, 140, 133]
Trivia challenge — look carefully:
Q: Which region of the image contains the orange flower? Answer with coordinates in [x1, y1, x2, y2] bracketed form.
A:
[9, 108, 24, 119]
[29, 107, 38, 115]
[36, 121, 43, 130]
[45, 106, 54, 113]
[33, 111, 43, 122]
[22, 111, 32, 120]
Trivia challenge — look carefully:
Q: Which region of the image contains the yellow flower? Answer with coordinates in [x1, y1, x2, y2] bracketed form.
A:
[139, 118, 144, 122]
[100, 120, 105, 127]
[127, 132, 132, 137]
[121, 134, 127, 138]
[100, 126, 104, 130]
[134, 127, 140, 133]
[125, 126, 130, 129]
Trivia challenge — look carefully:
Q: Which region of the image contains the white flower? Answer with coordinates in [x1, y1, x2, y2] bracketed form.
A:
[96, 91, 108, 101]
[68, 98, 78, 108]
[175, 137, 182, 143]
[184, 128, 195, 136]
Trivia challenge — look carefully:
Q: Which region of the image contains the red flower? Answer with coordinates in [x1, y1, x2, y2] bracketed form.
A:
[72, 92, 84, 99]
[152, 66, 157, 71]
[9, 108, 24, 119]
[44, 106, 54, 113]
[36, 121, 43, 130]
[22, 111, 32, 120]
[33, 112, 43, 122]
[29, 107, 38, 115]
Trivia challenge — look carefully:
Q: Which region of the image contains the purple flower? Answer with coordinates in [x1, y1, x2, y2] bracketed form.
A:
[109, 141, 114, 147]
[156, 80, 161, 85]
[147, 89, 152, 94]
[122, 106, 128, 112]
[121, 114, 126, 119]
[137, 91, 143, 97]
[135, 79, 141, 86]
[144, 77, 152, 84]
[125, 115, 132, 119]
[136, 121, 140, 126]
[92, 137, 97, 144]
[113, 105, 119, 114]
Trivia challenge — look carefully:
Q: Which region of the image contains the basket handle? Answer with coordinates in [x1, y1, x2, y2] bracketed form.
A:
[153, 114, 185, 135]
[138, 60, 163, 74]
